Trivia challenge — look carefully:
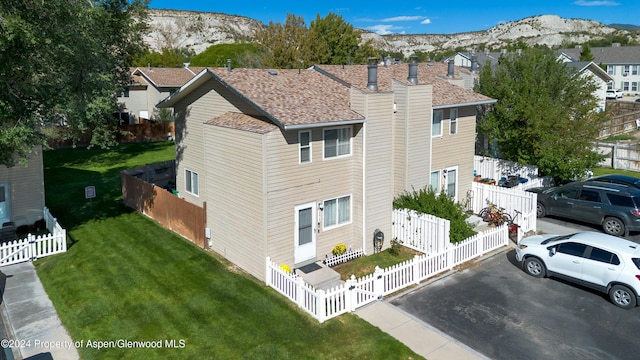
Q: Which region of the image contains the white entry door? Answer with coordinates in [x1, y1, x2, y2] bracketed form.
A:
[294, 202, 316, 263]
[0, 184, 9, 224]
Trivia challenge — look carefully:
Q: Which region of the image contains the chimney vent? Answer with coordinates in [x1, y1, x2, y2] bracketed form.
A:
[407, 56, 418, 84]
[367, 58, 378, 91]
[470, 54, 478, 74]
[447, 59, 455, 78]
[384, 56, 392, 67]
[227, 59, 232, 72]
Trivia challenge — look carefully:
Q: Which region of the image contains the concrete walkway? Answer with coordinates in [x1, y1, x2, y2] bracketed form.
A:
[355, 301, 489, 359]
[1, 262, 79, 360]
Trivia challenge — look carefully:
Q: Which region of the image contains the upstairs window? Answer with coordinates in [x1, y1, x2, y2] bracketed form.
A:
[449, 108, 458, 135]
[432, 110, 443, 137]
[299, 130, 311, 164]
[324, 127, 351, 159]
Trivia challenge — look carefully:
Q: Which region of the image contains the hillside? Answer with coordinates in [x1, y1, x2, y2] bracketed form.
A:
[145, 10, 639, 56]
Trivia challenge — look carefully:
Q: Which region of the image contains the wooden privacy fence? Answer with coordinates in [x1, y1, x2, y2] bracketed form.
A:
[121, 172, 207, 247]
[266, 225, 509, 323]
[595, 142, 640, 171]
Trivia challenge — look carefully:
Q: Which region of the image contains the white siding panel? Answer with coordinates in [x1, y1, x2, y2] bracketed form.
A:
[0, 146, 45, 226]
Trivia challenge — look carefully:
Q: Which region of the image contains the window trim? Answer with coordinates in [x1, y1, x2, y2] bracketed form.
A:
[432, 109, 444, 137]
[323, 126, 352, 160]
[322, 194, 352, 230]
[449, 108, 458, 135]
[185, 169, 199, 196]
[298, 130, 312, 164]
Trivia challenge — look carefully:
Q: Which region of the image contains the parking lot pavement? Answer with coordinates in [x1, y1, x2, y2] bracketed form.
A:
[391, 249, 640, 360]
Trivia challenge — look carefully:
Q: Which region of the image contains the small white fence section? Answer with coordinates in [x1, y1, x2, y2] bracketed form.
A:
[324, 248, 364, 267]
[474, 155, 539, 182]
[392, 209, 449, 254]
[266, 225, 509, 323]
[0, 207, 67, 267]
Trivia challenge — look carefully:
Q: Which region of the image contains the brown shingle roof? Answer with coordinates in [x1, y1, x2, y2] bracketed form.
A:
[207, 68, 365, 127]
[133, 67, 201, 88]
[205, 112, 278, 134]
[315, 62, 494, 107]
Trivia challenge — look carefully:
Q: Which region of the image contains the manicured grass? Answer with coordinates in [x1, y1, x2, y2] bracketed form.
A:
[592, 167, 640, 177]
[332, 247, 422, 281]
[37, 143, 421, 360]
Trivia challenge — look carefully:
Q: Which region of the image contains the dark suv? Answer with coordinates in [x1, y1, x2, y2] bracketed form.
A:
[528, 181, 640, 236]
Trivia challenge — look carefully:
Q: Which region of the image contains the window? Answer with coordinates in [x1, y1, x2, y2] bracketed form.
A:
[632, 82, 638, 92]
[432, 110, 443, 137]
[429, 171, 440, 193]
[445, 168, 457, 199]
[607, 194, 635, 207]
[624, 65, 630, 76]
[323, 195, 351, 228]
[623, 82, 630, 91]
[578, 189, 601, 203]
[588, 247, 620, 265]
[449, 108, 458, 135]
[299, 130, 311, 164]
[323, 127, 351, 159]
[556, 242, 587, 257]
[632, 65, 639, 76]
[553, 188, 579, 200]
[607, 65, 615, 76]
[185, 169, 199, 196]
[117, 89, 130, 98]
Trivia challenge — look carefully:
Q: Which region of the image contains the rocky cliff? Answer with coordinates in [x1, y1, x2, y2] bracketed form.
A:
[146, 10, 638, 56]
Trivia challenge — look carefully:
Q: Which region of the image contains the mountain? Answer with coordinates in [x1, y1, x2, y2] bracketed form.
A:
[145, 10, 640, 56]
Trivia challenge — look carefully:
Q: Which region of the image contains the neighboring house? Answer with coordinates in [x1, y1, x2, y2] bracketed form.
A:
[157, 60, 495, 281]
[558, 44, 640, 95]
[0, 146, 46, 233]
[116, 66, 203, 124]
[563, 61, 613, 112]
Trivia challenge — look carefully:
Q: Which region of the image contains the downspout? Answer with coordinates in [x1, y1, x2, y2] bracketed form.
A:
[362, 121, 367, 255]
[429, 108, 433, 189]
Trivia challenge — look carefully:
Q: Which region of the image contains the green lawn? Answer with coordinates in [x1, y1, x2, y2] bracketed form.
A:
[36, 142, 420, 360]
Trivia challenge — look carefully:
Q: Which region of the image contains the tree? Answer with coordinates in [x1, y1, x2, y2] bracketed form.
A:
[474, 47, 605, 183]
[189, 43, 259, 67]
[580, 44, 594, 61]
[308, 13, 376, 65]
[0, 0, 149, 166]
[134, 47, 195, 68]
[255, 14, 309, 69]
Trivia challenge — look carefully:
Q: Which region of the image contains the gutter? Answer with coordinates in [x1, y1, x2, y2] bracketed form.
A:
[433, 99, 497, 110]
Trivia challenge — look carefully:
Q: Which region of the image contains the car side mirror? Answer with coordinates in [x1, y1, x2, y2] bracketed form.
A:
[547, 246, 556, 256]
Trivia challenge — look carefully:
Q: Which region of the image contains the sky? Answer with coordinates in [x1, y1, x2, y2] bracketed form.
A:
[148, 0, 639, 35]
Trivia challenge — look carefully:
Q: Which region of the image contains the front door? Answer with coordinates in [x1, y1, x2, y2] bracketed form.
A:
[0, 184, 9, 224]
[294, 202, 316, 264]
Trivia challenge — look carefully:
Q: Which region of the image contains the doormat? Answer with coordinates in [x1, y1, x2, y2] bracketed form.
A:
[298, 262, 322, 274]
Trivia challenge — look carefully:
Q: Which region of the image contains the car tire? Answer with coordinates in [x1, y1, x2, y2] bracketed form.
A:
[609, 284, 637, 309]
[524, 257, 546, 278]
[536, 202, 546, 218]
[603, 217, 625, 237]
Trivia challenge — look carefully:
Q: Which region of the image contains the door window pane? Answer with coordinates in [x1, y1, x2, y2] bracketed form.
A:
[298, 208, 312, 245]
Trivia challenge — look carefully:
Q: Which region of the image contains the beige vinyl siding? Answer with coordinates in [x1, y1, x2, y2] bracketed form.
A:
[0, 146, 45, 226]
[430, 107, 477, 199]
[392, 83, 408, 195]
[404, 85, 432, 191]
[124, 87, 148, 122]
[352, 90, 395, 253]
[264, 125, 364, 267]
[175, 78, 260, 207]
[204, 124, 267, 279]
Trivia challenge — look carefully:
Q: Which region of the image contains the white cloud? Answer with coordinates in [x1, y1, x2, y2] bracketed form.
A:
[421, 18, 432, 25]
[367, 24, 397, 35]
[573, 0, 619, 6]
[381, 15, 423, 22]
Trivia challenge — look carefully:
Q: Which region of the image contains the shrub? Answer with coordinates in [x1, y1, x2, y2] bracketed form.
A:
[393, 187, 476, 243]
[332, 243, 347, 256]
[388, 238, 403, 256]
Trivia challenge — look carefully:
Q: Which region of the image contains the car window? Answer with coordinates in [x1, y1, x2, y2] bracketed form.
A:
[607, 193, 635, 207]
[588, 247, 620, 265]
[578, 189, 601, 203]
[553, 189, 579, 200]
[633, 258, 640, 270]
[556, 242, 587, 257]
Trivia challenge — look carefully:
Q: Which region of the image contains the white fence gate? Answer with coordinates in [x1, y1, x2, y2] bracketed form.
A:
[266, 224, 509, 323]
[0, 207, 67, 267]
[392, 209, 449, 254]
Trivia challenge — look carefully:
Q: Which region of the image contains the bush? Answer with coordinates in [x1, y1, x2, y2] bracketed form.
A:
[332, 243, 347, 256]
[279, 264, 292, 273]
[393, 187, 476, 243]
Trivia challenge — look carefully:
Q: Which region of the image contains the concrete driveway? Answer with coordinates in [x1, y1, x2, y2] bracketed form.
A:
[391, 248, 640, 360]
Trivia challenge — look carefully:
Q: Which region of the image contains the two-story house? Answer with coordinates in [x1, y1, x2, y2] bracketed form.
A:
[116, 66, 203, 124]
[157, 60, 495, 281]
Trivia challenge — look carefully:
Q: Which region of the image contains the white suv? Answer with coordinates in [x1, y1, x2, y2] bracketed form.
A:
[606, 89, 623, 99]
[516, 232, 640, 309]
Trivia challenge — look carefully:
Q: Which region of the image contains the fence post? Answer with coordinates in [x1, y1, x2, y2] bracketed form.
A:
[412, 255, 421, 285]
[62, 229, 67, 252]
[446, 246, 454, 270]
[317, 289, 326, 323]
[373, 266, 384, 299]
[296, 276, 304, 309]
[265, 257, 271, 286]
[29, 234, 36, 261]
[346, 275, 356, 312]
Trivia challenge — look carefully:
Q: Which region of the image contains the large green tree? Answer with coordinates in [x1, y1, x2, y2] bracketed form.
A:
[0, 0, 148, 166]
[474, 47, 605, 183]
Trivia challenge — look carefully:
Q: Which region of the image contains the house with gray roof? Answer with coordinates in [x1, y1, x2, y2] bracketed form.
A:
[157, 60, 495, 281]
[558, 44, 640, 96]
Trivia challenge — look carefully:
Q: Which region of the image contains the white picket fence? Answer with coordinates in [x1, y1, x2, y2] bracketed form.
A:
[265, 225, 508, 323]
[0, 207, 67, 267]
[324, 248, 365, 267]
[392, 209, 449, 254]
[474, 155, 539, 181]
